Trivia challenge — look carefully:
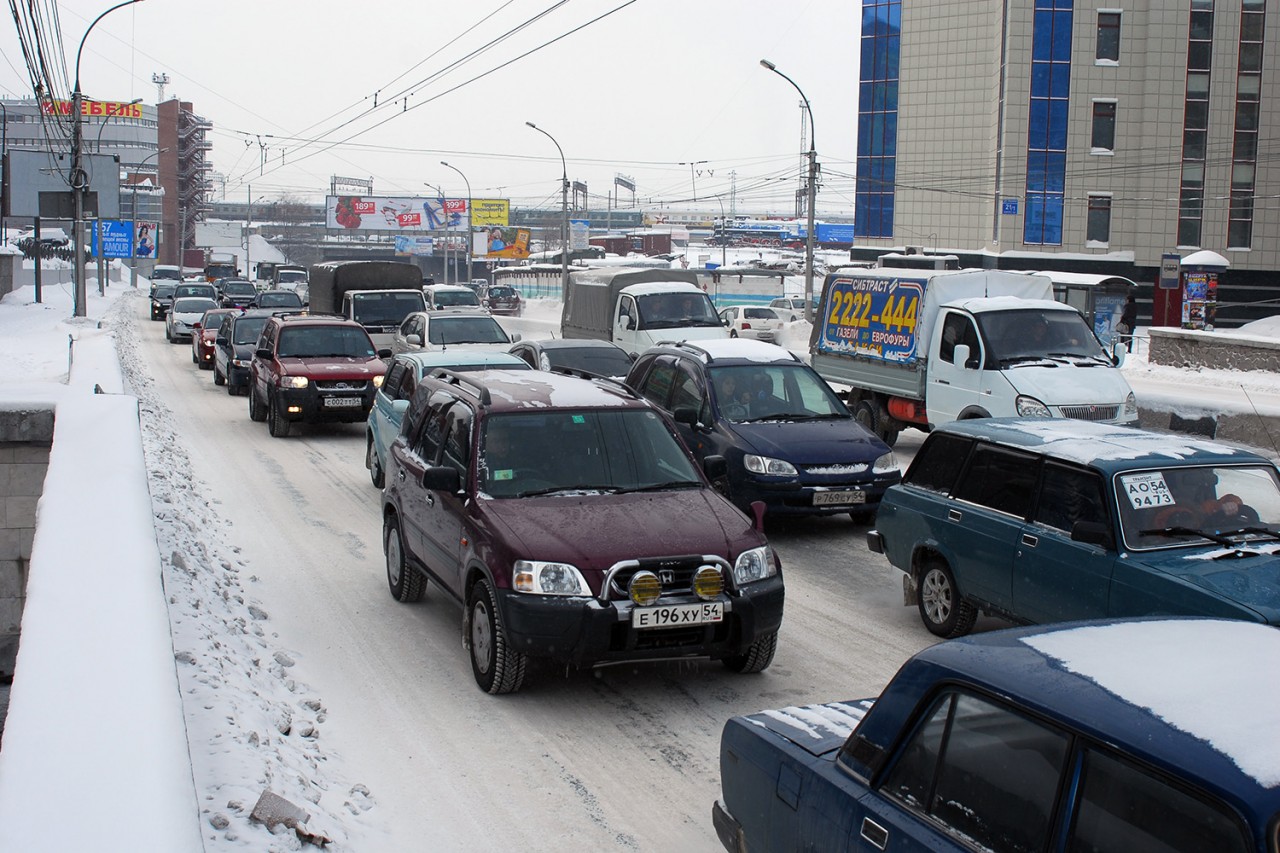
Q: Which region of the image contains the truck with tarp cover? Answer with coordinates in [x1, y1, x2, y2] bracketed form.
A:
[308, 260, 426, 350]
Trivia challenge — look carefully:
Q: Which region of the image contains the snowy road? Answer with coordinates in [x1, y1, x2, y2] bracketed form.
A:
[131, 296, 941, 851]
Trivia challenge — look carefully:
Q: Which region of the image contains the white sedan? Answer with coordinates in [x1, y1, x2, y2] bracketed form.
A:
[718, 305, 787, 342]
[165, 297, 219, 344]
[391, 310, 518, 355]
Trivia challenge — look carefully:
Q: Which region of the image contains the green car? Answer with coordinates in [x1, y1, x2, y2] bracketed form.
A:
[869, 418, 1280, 636]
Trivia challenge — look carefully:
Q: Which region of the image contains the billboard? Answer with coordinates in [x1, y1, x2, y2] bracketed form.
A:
[470, 199, 510, 227]
[483, 227, 531, 259]
[394, 235, 434, 256]
[326, 195, 469, 231]
[570, 219, 590, 251]
[91, 220, 159, 258]
[134, 221, 159, 258]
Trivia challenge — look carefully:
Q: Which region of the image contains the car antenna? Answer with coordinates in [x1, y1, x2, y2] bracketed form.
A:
[1241, 386, 1280, 458]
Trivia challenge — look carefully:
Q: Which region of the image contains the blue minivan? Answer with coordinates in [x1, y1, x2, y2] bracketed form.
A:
[625, 339, 900, 521]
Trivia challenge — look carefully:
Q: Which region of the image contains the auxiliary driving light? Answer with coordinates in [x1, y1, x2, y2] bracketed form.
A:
[693, 565, 724, 601]
[628, 571, 661, 606]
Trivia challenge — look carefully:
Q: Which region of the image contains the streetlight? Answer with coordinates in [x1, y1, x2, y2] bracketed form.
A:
[440, 161, 473, 286]
[128, 146, 167, 287]
[526, 121, 569, 300]
[423, 181, 447, 285]
[760, 58, 817, 323]
[1, 101, 7, 244]
[71, 0, 145, 317]
[679, 160, 708, 202]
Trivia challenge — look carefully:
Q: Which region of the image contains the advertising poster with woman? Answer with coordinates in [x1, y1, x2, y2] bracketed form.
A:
[135, 222, 159, 258]
[485, 227, 531, 259]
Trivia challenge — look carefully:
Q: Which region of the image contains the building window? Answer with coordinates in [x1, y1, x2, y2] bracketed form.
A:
[1091, 101, 1116, 151]
[1024, 0, 1073, 246]
[1229, 0, 1265, 249]
[1096, 11, 1121, 62]
[1178, 4, 1214, 248]
[1087, 195, 1112, 245]
[855, 1, 901, 239]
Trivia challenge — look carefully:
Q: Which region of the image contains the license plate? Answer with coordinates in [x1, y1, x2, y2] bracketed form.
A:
[632, 602, 723, 629]
[814, 490, 866, 506]
[322, 397, 362, 408]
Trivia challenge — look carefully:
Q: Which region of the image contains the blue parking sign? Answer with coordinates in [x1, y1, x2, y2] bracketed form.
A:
[94, 220, 135, 259]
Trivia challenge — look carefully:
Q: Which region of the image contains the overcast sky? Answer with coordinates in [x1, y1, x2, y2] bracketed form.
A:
[0, 0, 861, 216]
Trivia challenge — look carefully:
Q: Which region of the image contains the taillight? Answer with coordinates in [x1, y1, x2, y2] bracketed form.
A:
[742, 322, 752, 330]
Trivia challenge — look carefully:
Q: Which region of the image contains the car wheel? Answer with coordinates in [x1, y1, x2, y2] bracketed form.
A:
[267, 393, 291, 437]
[384, 516, 425, 603]
[191, 348, 198, 364]
[367, 435, 385, 489]
[854, 399, 899, 448]
[248, 386, 267, 422]
[213, 365, 225, 386]
[917, 559, 977, 638]
[468, 579, 527, 694]
[722, 631, 777, 673]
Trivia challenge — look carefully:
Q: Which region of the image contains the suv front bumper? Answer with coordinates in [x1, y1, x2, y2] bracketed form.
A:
[496, 575, 784, 668]
[275, 383, 376, 423]
[730, 471, 897, 518]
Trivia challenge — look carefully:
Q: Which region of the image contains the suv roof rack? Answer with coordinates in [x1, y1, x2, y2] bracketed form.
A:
[428, 368, 492, 405]
[656, 340, 715, 363]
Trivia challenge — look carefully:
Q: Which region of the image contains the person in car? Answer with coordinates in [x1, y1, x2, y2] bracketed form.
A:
[750, 373, 786, 418]
[718, 374, 749, 421]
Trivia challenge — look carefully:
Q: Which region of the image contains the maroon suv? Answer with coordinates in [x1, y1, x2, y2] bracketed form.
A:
[381, 369, 785, 694]
[248, 314, 390, 437]
[482, 285, 522, 316]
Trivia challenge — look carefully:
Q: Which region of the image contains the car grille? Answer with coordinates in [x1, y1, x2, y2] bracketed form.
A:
[604, 555, 728, 600]
[315, 380, 369, 391]
[1060, 404, 1119, 421]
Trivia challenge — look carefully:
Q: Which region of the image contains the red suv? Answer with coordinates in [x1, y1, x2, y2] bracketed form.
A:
[381, 368, 785, 694]
[248, 314, 390, 437]
[482, 285, 522, 316]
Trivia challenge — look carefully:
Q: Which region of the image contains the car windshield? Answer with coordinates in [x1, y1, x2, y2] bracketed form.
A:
[277, 270, 306, 283]
[152, 269, 181, 281]
[352, 292, 425, 325]
[256, 292, 303, 308]
[173, 297, 218, 315]
[481, 409, 702, 498]
[708, 363, 849, 423]
[978, 310, 1108, 363]
[232, 317, 269, 345]
[277, 326, 375, 358]
[428, 316, 510, 345]
[635, 292, 721, 329]
[1116, 464, 1280, 550]
[434, 291, 480, 307]
[548, 346, 633, 378]
[152, 284, 176, 298]
[222, 282, 256, 296]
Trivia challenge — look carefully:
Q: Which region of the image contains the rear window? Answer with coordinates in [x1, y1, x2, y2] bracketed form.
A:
[905, 433, 973, 494]
[433, 290, 480, 307]
[743, 308, 778, 320]
[256, 292, 303, 308]
[488, 286, 518, 298]
[232, 317, 269, 345]
[428, 316, 510, 345]
[223, 282, 257, 296]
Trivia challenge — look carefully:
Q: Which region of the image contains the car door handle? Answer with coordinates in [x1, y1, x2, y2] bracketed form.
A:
[948, 508, 963, 523]
[860, 817, 889, 850]
[1022, 533, 1039, 547]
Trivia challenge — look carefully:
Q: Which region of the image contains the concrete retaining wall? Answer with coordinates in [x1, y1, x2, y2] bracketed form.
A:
[0, 411, 53, 678]
[1149, 327, 1280, 373]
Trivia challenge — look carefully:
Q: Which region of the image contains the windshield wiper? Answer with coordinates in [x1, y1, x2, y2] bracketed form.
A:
[999, 355, 1055, 366]
[1139, 525, 1237, 547]
[617, 480, 702, 493]
[1214, 525, 1280, 540]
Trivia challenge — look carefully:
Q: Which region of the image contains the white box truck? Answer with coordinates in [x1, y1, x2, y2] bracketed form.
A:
[561, 267, 728, 357]
[809, 268, 1137, 445]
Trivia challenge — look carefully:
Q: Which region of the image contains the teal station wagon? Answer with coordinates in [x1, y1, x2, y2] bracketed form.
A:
[869, 419, 1280, 637]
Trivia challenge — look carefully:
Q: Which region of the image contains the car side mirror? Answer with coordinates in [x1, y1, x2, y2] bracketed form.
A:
[377, 348, 393, 359]
[255, 347, 272, 359]
[1071, 520, 1112, 549]
[510, 333, 521, 343]
[703, 454, 727, 480]
[216, 336, 227, 345]
[623, 316, 636, 330]
[953, 343, 972, 369]
[421, 466, 461, 493]
[406, 334, 422, 346]
[1111, 341, 1126, 367]
[672, 407, 699, 427]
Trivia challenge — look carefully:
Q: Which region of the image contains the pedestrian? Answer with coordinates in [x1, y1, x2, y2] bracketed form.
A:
[1118, 295, 1138, 352]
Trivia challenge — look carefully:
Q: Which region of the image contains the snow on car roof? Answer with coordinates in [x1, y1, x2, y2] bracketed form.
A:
[1023, 619, 1280, 787]
[940, 418, 1256, 467]
[468, 369, 638, 409]
[694, 339, 799, 363]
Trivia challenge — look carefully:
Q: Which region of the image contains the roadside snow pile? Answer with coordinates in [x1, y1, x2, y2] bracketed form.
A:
[105, 290, 372, 850]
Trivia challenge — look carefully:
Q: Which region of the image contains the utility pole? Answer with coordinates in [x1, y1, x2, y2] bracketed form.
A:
[761, 59, 818, 323]
[526, 122, 569, 300]
[441, 161, 473, 285]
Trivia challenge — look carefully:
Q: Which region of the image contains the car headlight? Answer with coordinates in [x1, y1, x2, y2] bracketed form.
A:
[513, 560, 590, 596]
[372, 374, 384, 388]
[232, 358, 251, 368]
[279, 375, 309, 389]
[873, 451, 898, 474]
[1015, 395, 1051, 417]
[1124, 391, 1137, 416]
[743, 454, 797, 476]
[732, 546, 776, 585]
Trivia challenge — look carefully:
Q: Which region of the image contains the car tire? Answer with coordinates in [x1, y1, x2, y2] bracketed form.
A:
[917, 559, 977, 639]
[267, 393, 291, 437]
[367, 435, 385, 489]
[248, 386, 267, 422]
[468, 579, 527, 694]
[191, 349, 198, 364]
[213, 365, 225, 386]
[853, 399, 899, 448]
[384, 516, 425, 603]
[722, 631, 777, 674]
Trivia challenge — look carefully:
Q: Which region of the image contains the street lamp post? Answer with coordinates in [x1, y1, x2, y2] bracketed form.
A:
[94, 97, 143, 152]
[679, 160, 708, 202]
[424, 182, 447, 285]
[440, 161, 473, 286]
[526, 122, 569, 300]
[760, 59, 817, 323]
[72, 0, 144, 317]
